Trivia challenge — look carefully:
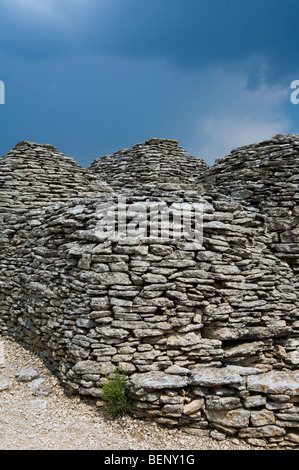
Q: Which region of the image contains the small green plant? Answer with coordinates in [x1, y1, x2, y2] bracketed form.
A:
[101, 368, 131, 417]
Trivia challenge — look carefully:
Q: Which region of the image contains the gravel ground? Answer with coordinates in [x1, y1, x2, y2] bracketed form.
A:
[0, 335, 257, 451]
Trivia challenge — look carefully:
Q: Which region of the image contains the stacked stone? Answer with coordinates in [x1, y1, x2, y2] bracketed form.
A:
[0, 141, 111, 214]
[88, 138, 207, 191]
[199, 134, 299, 275]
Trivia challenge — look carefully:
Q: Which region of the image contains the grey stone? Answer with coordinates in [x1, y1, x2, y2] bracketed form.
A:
[33, 385, 53, 397]
[166, 333, 202, 347]
[275, 407, 299, 421]
[223, 341, 265, 358]
[27, 378, 44, 389]
[95, 326, 129, 339]
[90, 297, 110, 310]
[72, 360, 103, 375]
[243, 395, 267, 408]
[286, 433, 299, 444]
[225, 365, 263, 376]
[76, 318, 96, 328]
[162, 403, 184, 416]
[93, 272, 131, 286]
[78, 254, 91, 270]
[142, 274, 167, 283]
[164, 365, 190, 376]
[205, 396, 241, 411]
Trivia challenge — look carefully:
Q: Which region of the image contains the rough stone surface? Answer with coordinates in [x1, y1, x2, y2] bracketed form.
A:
[190, 367, 245, 387]
[130, 371, 189, 392]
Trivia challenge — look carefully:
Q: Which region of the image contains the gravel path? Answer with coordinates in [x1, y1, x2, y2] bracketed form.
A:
[0, 335, 256, 451]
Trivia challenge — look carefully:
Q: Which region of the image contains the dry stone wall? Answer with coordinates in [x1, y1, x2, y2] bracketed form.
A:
[0, 138, 299, 448]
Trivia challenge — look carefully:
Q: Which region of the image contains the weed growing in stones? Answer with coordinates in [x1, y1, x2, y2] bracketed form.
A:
[101, 368, 131, 417]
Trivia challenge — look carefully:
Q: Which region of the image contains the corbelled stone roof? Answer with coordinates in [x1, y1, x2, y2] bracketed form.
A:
[88, 138, 207, 191]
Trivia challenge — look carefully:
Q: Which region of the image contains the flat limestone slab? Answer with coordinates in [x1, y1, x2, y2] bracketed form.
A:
[190, 367, 242, 387]
[130, 371, 189, 392]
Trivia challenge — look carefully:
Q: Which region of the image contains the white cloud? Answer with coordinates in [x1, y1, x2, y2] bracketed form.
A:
[190, 68, 291, 163]
[3, 0, 97, 27]
[11, 0, 55, 13]
[196, 115, 290, 162]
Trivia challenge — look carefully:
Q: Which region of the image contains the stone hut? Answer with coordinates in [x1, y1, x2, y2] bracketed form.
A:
[0, 136, 298, 448]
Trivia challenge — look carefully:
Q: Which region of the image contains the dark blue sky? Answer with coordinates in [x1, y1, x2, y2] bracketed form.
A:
[1, 0, 299, 166]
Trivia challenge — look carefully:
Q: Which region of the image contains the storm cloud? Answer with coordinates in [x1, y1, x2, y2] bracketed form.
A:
[0, 1, 298, 165]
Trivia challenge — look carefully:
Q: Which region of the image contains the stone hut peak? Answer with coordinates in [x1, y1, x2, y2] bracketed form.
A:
[12, 140, 58, 151]
[88, 138, 207, 191]
[143, 137, 179, 145]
